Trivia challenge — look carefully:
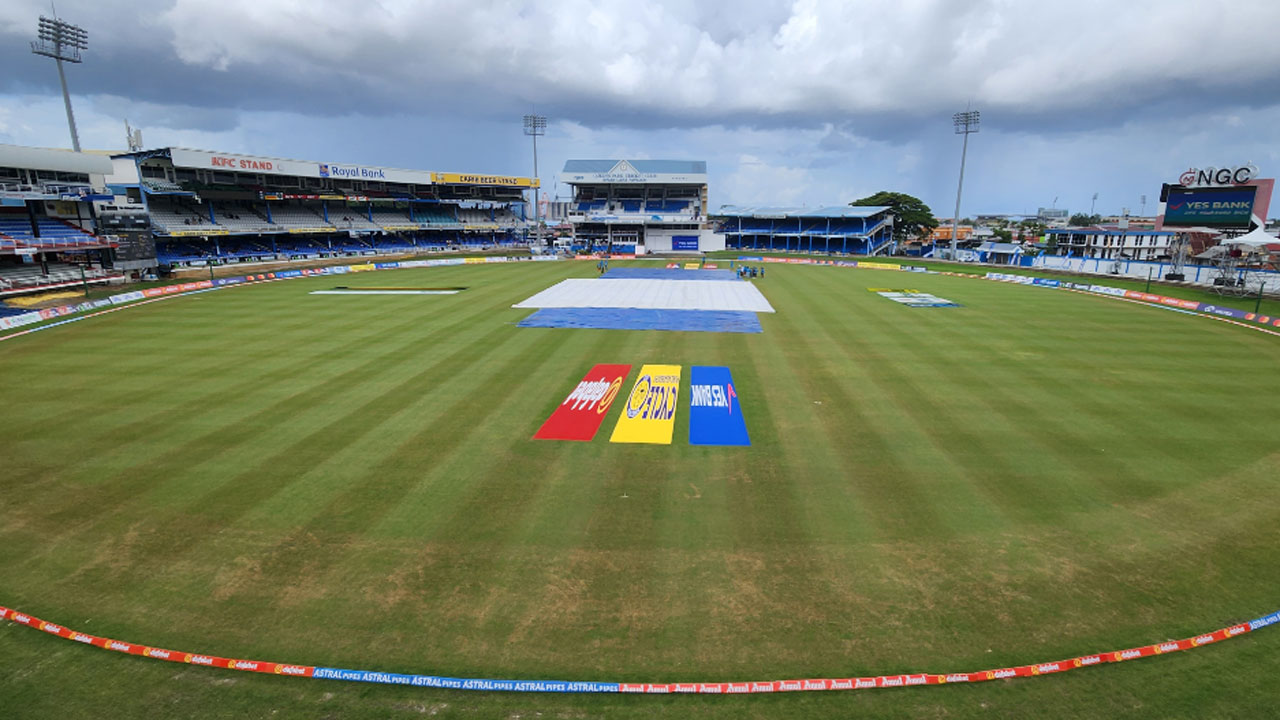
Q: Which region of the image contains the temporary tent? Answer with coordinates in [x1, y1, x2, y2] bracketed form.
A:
[1221, 227, 1279, 248]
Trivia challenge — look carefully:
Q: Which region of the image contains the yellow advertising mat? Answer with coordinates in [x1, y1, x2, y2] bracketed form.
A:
[609, 364, 682, 444]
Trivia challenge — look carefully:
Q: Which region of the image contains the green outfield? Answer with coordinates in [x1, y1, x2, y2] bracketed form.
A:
[2, 259, 1279, 719]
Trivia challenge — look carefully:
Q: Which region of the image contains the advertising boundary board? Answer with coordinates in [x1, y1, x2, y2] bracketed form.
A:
[3, 254, 1276, 342]
[0, 256, 562, 342]
[2, 252, 1269, 338]
[2, 604, 1276, 694]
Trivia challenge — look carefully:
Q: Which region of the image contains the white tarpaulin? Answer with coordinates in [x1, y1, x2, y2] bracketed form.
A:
[514, 279, 775, 313]
[1222, 227, 1279, 248]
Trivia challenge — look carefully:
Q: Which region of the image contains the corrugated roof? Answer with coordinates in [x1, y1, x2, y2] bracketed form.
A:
[977, 242, 1022, 253]
[562, 159, 706, 174]
[0, 144, 114, 175]
[716, 205, 891, 219]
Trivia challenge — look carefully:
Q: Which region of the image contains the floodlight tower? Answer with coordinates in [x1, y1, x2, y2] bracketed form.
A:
[31, 15, 88, 152]
[950, 110, 979, 260]
[523, 113, 547, 246]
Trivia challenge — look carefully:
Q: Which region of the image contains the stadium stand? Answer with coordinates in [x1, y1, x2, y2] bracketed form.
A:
[140, 177, 185, 193]
[146, 201, 221, 233]
[646, 199, 691, 213]
[0, 261, 110, 290]
[416, 206, 460, 225]
[370, 207, 415, 228]
[458, 208, 494, 225]
[326, 208, 381, 231]
[265, 205, 329, 229]
[212, 206, 275, 233]
[0, 215, 100, 248]
[716, 206, 895, 255]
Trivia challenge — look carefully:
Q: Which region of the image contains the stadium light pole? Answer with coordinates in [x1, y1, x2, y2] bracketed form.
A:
[523, 113, 547, 247]
[31, 15, 88, 152]
[950, 110, 979, 260]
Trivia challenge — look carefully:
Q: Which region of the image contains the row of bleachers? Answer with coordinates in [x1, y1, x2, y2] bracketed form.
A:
[145, 201, 520, 236]
[267, 205, 328, 227]
[492, 207, 521, 225]
[0, 261, 111, 291]
[155, 231, 525, 266]
[370, 207, 415, 227]
[146, 203, 221, 232]
[457, 208, 522, 226]
[0, 216, 99, 247]
[416, 207, 459, 224]
[458, 208, 495, 225]
[212, 207, 275, 233]
[646, 199, 690, 213]
[571, 199, 696, 216]
[326, 208, 382, 231]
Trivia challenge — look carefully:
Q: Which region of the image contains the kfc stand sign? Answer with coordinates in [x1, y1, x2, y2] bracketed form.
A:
[1178, 164, 1257, 188]
[168, 148, 318, 178]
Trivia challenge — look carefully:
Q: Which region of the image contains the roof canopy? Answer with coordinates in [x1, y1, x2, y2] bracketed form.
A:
[717, 205, 891, 219]
[0, 144, 113, 175]
[561, 159, 707, 185]
[112, 147, 536, 188]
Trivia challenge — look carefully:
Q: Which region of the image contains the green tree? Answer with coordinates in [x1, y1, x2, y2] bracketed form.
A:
[850, 191, 938, 244]
[1069, 213, 1102, 226]
[993, 228, 1013, 242]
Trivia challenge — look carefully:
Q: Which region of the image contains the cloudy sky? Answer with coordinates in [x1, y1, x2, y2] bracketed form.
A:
[3, 0, 1279, 217]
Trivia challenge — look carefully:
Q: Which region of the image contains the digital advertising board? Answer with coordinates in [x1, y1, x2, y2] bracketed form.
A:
[1161, 185, 1258, 228]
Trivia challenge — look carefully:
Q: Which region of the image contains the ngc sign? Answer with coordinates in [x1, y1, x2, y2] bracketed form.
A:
[1178, 164, 1257, 187]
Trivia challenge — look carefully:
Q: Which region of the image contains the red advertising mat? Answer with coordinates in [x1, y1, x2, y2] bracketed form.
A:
[533, 364, 632, 441]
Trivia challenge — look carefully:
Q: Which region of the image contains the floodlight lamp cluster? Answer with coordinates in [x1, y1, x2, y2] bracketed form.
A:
[953, 110, 980, 134]
[31, 16, 87, 63]
[522, 114, 547, 136]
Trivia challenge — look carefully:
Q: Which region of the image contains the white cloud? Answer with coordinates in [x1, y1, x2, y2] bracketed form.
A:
[76, 0, 1276, 123]
[3, 1, 1280, 217]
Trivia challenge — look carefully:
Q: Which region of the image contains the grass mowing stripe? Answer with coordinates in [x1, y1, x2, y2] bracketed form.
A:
[18, 280, 513, 534]
[3, 260, 1280, 719]
[800, 269, 1014, 536]
[15, 292, 436, 486]
[749, 270, 877, 547]
[142, 322, 536, 567]
[780, 270, 949, 541]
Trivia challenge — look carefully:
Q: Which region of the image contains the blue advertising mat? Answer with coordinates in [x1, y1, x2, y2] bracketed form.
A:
[518, 307, 762, 333]
[688, 366, 751, 446]
[600, 268, 740, 281]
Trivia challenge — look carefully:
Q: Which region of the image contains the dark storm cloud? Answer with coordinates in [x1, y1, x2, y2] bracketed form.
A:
[3, 0, 1279, 214]
[4, 0, 1279, 141]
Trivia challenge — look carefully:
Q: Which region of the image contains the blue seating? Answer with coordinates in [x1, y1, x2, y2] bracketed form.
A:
[0, 217, 99, 247]
[645, 200, 690, 213]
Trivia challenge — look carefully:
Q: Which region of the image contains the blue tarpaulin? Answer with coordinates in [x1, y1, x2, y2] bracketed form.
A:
[518, 307, 762, 333]
[600, 268, 740, 281]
